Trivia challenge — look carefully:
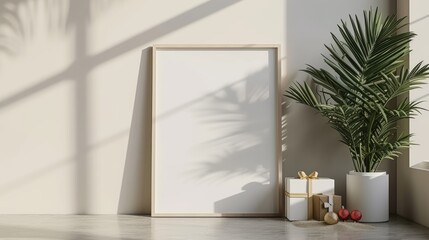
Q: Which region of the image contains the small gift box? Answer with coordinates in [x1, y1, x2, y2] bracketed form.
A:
[285, 171, 334, 221]
[313, 194, 342, 221]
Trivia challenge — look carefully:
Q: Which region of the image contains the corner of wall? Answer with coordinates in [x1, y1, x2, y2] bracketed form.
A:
[396, 0, 429, 227]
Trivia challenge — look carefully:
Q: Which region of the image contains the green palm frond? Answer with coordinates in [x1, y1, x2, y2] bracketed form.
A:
[285, 8, 429, 172]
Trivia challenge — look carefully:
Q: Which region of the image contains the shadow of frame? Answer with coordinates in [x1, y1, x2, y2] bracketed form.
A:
[118, 48, 152, 214]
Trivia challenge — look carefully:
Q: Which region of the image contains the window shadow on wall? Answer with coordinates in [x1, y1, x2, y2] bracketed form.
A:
[0, 0, 241, 214]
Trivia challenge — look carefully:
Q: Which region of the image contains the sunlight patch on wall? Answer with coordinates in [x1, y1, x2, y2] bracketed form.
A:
[409, 2, 429, 167]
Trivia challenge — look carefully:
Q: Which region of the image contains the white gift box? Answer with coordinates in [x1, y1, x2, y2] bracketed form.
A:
[285, 177, 334, 221]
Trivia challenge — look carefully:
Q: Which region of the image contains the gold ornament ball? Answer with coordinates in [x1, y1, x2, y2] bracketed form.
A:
[324, 212, 339, 225]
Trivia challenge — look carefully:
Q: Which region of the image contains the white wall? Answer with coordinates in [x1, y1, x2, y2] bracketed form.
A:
[0, 0, 395, 214]
[397, 0, 429, 227]
[0, 0, 286, 214]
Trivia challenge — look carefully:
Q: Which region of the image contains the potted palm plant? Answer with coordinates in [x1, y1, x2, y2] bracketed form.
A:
[286, 8, 429, 222]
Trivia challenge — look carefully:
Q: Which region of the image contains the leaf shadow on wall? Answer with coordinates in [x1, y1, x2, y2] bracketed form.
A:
[0, 0, 30, 57]
[189, 68, 273, 181]
[183, 67, 279, 214]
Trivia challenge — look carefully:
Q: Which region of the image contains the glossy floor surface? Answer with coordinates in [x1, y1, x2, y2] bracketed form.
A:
[0, 215, 428, 240]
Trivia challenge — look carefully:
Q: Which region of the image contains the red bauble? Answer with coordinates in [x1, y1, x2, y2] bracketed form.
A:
[338, 206, 350, 221]
[350, 210, 362, 222]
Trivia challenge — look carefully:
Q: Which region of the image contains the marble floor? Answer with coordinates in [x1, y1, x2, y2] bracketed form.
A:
[0, 215, 428, 240]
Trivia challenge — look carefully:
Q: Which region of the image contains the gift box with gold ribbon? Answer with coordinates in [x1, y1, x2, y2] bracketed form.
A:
[285, 171, 334, 221]
[313, 194, 342, 221]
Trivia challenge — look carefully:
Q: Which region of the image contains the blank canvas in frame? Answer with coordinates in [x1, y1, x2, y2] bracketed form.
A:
[152, 45, 281, 216]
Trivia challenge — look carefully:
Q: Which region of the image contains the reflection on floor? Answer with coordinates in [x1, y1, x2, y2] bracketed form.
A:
[0, 215, 427, 240]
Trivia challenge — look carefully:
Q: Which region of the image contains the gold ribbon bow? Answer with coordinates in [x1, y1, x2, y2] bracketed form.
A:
[297, 171, 319, 179]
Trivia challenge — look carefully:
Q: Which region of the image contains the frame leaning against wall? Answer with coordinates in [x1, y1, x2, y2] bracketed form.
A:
[151, 44, 282, 217]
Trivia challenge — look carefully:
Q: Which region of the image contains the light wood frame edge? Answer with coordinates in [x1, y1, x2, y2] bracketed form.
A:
[151, 44, 283, 217]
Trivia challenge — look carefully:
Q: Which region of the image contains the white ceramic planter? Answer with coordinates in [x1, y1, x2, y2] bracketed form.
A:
[346, 171, 389, 222]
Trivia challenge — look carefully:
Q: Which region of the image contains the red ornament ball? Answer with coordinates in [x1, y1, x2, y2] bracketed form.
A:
[338, 206, 350, 221]
[350, 210, 362, 222]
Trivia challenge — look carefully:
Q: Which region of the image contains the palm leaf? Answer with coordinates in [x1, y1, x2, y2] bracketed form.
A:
[285, 8, 429, 172]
